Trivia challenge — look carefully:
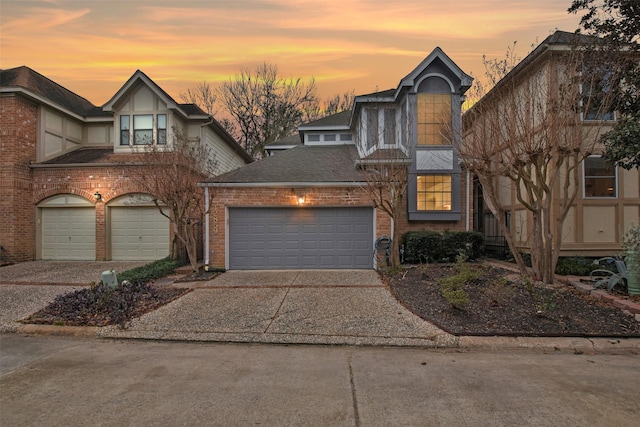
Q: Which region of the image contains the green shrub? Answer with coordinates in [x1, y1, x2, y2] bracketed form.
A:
[403, 231, 484, 263]
[437, 261, 480, 310]
[554, 257, 598, 276]
[117, 257, 182, 285]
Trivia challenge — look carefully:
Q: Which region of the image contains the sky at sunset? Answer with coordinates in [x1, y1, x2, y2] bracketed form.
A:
[1, 0, 585, 107]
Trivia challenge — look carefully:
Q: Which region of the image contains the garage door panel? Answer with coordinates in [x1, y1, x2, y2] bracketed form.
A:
[229, 207, 373, 270]
[41, 207, 96, 260]
[111, 207, 169, 261]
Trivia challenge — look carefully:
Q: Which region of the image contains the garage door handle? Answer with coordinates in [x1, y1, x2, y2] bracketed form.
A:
[69, 236, 72, 241]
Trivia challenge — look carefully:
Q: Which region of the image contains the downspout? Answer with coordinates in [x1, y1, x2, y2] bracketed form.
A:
[466, 170, 471, 231]
[205, 186, 210, 267]
[201, 117, 214, 269]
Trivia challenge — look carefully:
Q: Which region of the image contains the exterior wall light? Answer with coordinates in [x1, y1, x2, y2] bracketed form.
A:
[94, 191, 102, 201]
[296, 190, 306, 205]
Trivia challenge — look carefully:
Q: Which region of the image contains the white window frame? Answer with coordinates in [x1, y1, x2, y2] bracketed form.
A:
[582, 155, 618, 198]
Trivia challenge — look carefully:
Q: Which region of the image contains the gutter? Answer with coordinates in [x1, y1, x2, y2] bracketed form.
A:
[30, 162, 145, 168]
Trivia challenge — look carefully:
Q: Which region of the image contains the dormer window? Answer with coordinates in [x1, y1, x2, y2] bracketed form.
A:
[119, 113, 167, 146]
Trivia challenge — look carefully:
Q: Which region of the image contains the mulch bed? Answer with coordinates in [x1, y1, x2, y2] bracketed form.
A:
[22, 282, 190, 327]
[385, 263, 640, 337]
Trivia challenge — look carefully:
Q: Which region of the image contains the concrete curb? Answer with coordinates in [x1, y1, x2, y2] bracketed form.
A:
[11, 324, 101, 337]
[7, 322, 640, 354]
[458, 336, 640, 353]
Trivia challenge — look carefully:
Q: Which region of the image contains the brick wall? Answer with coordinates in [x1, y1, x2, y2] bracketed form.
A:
[32, 164, 171, 261]
[0, 95, 38, 263]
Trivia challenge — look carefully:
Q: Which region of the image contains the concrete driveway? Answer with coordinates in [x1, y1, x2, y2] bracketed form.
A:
[103, 270, 457, 347]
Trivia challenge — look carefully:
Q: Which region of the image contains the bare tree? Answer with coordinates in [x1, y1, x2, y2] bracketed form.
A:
[218, 62, 318, 159]
[180, 81, 218, 115]
[135, 128, 216, 272]
[460, 36, 618, 283]
[357, 149, 411, 268]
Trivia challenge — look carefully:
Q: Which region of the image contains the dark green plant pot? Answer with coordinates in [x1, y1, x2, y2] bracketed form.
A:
[627, 251, 640, 296]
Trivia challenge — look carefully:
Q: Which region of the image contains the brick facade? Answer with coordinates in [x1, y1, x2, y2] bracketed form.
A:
[0, 95, 38, 263]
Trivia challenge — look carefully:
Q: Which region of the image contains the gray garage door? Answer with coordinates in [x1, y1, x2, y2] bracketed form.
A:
[229, 207, 373, 269]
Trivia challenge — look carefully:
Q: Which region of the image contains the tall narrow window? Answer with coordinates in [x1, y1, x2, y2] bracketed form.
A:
[582, 68, 615, 121]
[417, 94, 451, 145]
[157, 114, 167, 145]
[384, 109, 396, 145]
[120, 115, 130, 146]
[366, 108, 378, 149]
[133, 115, 153, 145]
[417, 175, 452, 210]
[583, 155, 616, 197]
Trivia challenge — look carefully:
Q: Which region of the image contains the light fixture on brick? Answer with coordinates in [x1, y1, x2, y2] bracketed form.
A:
[94, 191, 102, 201]
[296, 189, 306, 205]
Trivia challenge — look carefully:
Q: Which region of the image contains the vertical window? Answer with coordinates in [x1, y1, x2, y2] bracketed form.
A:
[583, 156, 617, 197]
[417, 94, 451, 145]
[582, 68, 615, 121]
[417, 175, 452, 210]
[120, 115, 130, 146]
[384, 109, 396, 145]
[401, 101, 407, 146]
[366, 108, 378, 149]
[157, 114, 167, 145]
[133, 115, 153, 145]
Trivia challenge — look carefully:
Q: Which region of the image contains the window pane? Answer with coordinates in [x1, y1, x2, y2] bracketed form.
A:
[134, 115, 152, 129]
[324, 134, 336, 142]
[157, 114, 167, 145]
[120, 115, 130, 146]
[134, 115, 153, 145]
[417, 175, 452, 211]
[417, 94, 451, 145]
[134, 130, 153, 145]
[366, 108, 378, 149]
[584, 156, 616, 198]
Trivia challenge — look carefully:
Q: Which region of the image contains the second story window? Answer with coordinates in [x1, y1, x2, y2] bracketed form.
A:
[119, 114, 167, 146]
[581, 68, 615, 121]
[120, 116, 130, 146]
[157, 114, 167, 145]
[417, 94, 451, 145]
[583, 155, 617, 198]
[134, 115, 153, 145]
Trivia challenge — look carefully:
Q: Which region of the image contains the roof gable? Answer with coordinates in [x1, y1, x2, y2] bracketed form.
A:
[398, 47, 472, 95]
[102, 70, 185, 114]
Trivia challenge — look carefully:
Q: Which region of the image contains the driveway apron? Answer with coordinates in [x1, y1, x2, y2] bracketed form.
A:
[101, 270, 456, 347]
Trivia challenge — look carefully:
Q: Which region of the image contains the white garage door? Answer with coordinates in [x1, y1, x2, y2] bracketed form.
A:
[41, 207, 96, 260]
[111, 207, 170, 261]
[229, 207, 373, 270]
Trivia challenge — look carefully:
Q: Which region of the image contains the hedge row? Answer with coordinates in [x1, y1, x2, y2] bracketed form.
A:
[403, 231, 485, 263]
[116, 257, 183, 285]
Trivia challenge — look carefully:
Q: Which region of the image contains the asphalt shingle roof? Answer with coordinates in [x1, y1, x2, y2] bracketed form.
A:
[301, 110, 352, 127]
[1, 66, 102, 117]
[38, 148, 140, 164]
[204, 145, 364, 184]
